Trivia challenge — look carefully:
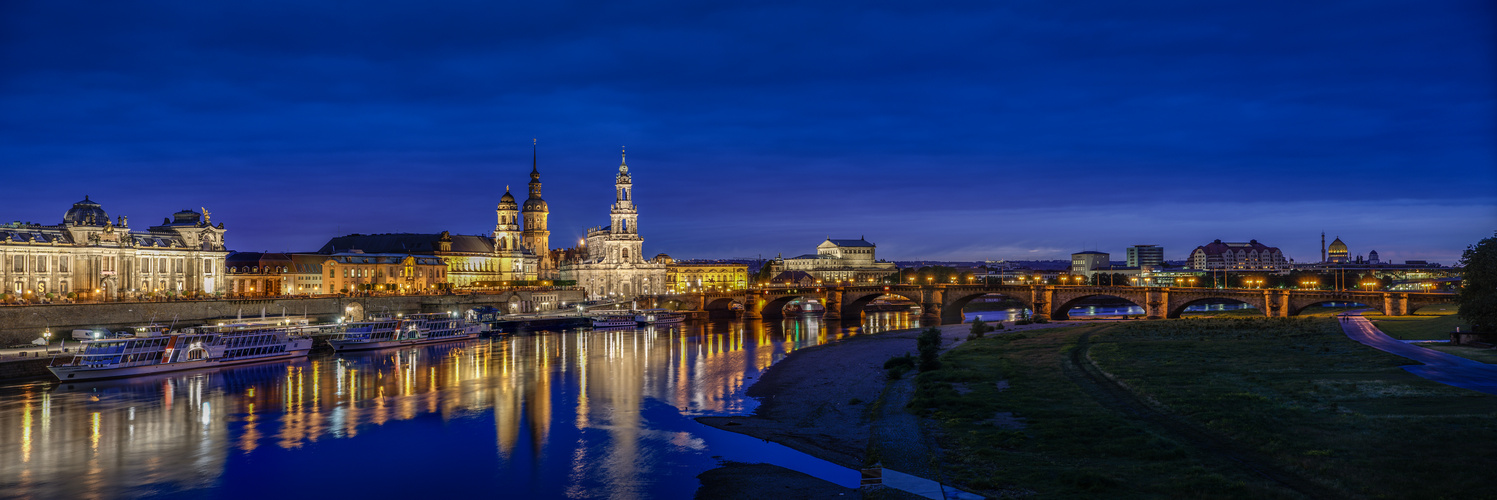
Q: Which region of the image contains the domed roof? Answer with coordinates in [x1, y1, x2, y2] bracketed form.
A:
[63, 195, 110, 226]
[498, 187, 518, 210]
[523, 198, 548, 212]
[1328, 237, 1348, 252]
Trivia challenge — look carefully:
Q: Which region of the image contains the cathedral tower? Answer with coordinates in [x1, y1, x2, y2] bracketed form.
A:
[494, 186, 520, 252]
[521, 140, 551, 265]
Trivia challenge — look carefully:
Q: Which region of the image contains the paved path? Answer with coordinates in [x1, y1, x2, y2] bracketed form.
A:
[1340, 313, 1497, 395]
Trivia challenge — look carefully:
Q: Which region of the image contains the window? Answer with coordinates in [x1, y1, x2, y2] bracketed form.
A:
[36, 255, 47, 273]
[13, 255, 23, 273]
[59, 256, 69, 273]
[158, 258, 166, 273]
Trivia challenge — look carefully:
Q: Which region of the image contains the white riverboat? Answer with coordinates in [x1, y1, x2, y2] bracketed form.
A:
[327, 313, 480, 352]
[592, 313, 637, 328]
[48, 326, 313, 382]
[634, 309, 685, 325]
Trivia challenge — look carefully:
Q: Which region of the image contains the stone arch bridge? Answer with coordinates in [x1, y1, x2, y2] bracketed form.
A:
[645, 285, 1455, 325]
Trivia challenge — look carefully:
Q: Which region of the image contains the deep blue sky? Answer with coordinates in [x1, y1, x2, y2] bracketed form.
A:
[2, 1, 1493, 264]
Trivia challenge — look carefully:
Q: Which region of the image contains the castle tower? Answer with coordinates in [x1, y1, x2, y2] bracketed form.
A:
[521, 140, 551, 266]
[494, 186, 520, 252]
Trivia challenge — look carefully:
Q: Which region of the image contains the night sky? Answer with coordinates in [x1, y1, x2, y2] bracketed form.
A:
[2, 1, 1493, 264]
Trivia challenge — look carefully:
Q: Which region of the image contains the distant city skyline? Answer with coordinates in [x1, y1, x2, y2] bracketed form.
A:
[2, 2, 1492, 264]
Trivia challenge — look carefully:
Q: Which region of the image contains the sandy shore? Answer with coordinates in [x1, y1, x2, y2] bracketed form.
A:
[694, 321, 1071, 495]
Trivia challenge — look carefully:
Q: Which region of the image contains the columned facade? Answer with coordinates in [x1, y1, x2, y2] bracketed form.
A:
[0, 197, 228, 302]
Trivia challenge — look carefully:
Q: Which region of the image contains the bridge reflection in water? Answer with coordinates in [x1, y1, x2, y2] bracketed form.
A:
[0, 311, 919, 499]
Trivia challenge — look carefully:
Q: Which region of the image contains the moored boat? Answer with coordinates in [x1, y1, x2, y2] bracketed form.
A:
[48, 326, 313, 382]
[634, 309, 685, 325]
[328, 313, 480, 352]
[592, 313, 636, 328]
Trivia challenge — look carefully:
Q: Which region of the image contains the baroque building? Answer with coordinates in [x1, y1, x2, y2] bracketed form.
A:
[653, 255, 749, 293]
[0, 196, 228, 301]
[560, 150, 666, 299]
[317, 231, 535, 288]
[311, 143, 559, 288]
[764, 237, 897, 285]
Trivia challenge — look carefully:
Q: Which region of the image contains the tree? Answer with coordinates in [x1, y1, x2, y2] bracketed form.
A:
[1459, 232, 1497, 332]
[917, 327, 942, 371]
[969, 318, 986, 339]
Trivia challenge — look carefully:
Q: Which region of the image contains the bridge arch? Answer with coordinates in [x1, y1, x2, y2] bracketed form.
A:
[943, 291, 1033, 325]
[842, 290, 923, 320]
[1052, 294, 1146, 321]
[760, 293, 816, 320]
[1289, 299, 1381, 317]
[1166, 297, 1262, 319]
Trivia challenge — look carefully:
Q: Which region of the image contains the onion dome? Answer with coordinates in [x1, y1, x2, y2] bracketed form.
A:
[63, 195, 109, 226]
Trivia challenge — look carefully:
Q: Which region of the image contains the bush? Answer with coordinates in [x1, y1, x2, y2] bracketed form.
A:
[969, 318, 987, 340]
[1033, 316, 1048, 324]
[1015, 319, 1033, 326]
[917, 327, 943, 371]
[883, 353, 916, 370]
[991, 322, 1004, 331]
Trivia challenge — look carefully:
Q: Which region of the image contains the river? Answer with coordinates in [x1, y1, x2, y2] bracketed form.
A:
[0, 312, 921, 499]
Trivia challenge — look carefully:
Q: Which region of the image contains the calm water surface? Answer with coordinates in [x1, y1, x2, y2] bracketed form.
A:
[0, 313, 920, 499]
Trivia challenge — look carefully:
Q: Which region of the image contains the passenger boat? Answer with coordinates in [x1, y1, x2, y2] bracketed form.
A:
[634, 309, 685, 325]
[592, 313, 636, 328]
[328, 313, 480, 352]
[48, 325, 313, 382]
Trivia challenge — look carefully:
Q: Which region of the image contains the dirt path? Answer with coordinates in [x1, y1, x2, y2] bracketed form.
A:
[1067, 330, 1346, 500]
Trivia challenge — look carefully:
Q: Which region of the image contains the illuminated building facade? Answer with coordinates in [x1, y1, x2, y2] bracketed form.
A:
[1189, 239, 1288, 270]
[0, 197, 228, 302]
[224, 252, 292, 297]
[1327, 237, 1349, 263]
[560, 150, 667, 299]
[661, 258, 749, 293]
[317, 231, 535, 288]
[1126, 244, 1164, 268]
[1071, 251, 1110, 276]
[764, 237, 896, 285]
[319, 252, 447, 294]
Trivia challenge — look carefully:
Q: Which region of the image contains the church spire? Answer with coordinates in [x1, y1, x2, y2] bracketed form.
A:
[616, 146, 631, 184]
[530, 138, 539, 180]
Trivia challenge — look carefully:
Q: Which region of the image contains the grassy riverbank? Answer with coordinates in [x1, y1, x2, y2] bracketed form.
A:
[1363, 304, 1468, 340]
[914, 318, 1497, 498]
[909, 325, 1292, 498]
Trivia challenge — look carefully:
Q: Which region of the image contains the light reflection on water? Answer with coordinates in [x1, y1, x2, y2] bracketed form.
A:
[0, 312, 918, 499]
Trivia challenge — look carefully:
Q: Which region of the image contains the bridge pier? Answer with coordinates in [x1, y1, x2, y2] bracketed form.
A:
[1384, 292, 1408, 316]
[743, 291, 763, 320]
[1145, 288, 1168, 319]
[1266, 290, 1289, 317]
[920, 286, 945, 325]
[1031, 286, 1052, 322]
[824, 288, 843, 321]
